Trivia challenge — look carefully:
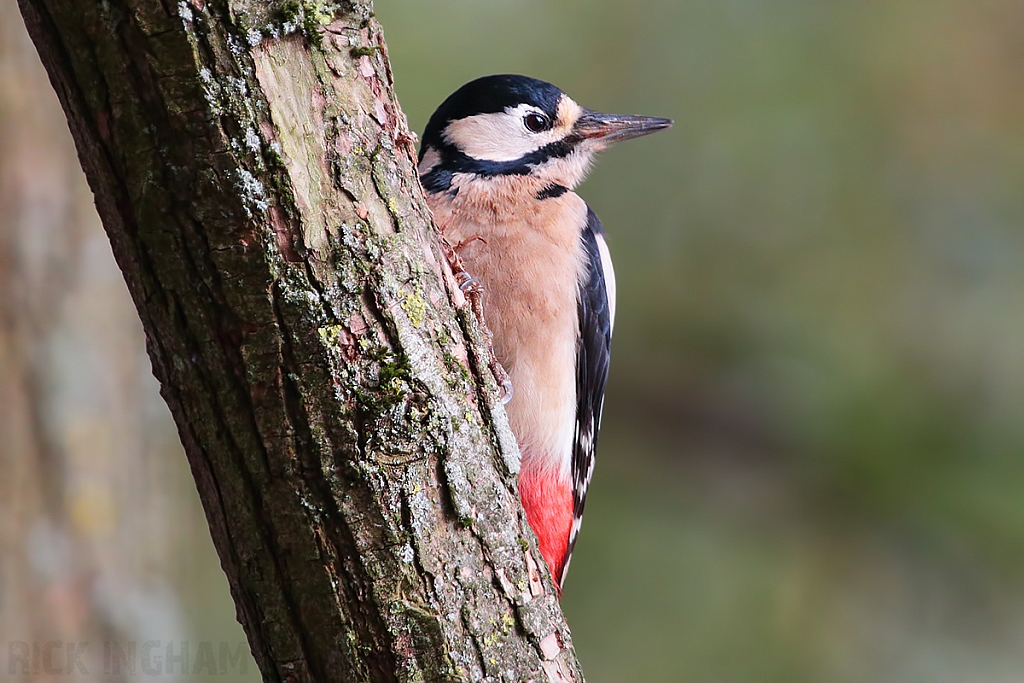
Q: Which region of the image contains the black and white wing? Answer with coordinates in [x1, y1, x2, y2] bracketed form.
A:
[560, 207, 615, 587]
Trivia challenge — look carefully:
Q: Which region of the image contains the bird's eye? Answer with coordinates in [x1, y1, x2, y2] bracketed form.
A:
[524, 113, 549, 133]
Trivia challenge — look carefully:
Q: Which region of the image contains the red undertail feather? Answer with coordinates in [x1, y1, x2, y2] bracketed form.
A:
[518, 464, 573, 592]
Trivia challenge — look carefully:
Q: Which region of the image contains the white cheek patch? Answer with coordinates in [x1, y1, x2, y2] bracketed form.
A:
[595, 233, 616, 332]
[418, 146, 441, 175]
[531, 148, 596, 191]
[443, 104, 564, 162]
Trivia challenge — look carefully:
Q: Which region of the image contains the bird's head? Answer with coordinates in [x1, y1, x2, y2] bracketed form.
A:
[418, 74, 672, 196]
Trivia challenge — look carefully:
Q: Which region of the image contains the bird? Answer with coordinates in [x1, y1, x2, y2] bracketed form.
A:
[418, 74, 672, 592]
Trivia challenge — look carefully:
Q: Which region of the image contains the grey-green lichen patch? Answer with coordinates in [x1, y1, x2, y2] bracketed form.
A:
[316, 323, 348, 353]
[196, 67, 225, 116]
[229, 0, 313, 46]
[345, 334, 454, 462]
[401, 288, 427, 328]
[235, 167, 269, 216]
[442, 348, 473, 391]
[282, 0, 337, 29]
[176, 1, 194, 24]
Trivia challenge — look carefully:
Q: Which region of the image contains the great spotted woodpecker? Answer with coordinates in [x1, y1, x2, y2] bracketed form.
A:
[418, 75, 671, 591]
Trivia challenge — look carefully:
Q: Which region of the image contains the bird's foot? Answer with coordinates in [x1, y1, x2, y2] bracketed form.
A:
[454, 233, 487, 253]
[489, 358, 514, 404]
[439, 233, 513, 404]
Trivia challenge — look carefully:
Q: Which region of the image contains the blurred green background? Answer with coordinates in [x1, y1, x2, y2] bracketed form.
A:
[3, 0, 1024, 681]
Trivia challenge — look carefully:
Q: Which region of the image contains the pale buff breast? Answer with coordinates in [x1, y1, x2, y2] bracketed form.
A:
[428, 177, 588, 481]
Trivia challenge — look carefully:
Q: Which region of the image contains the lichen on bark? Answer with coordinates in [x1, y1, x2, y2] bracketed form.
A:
[16, 0, 586, 680]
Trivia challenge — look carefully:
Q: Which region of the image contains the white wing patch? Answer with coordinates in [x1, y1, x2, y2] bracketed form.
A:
[595, 233, 616, 332]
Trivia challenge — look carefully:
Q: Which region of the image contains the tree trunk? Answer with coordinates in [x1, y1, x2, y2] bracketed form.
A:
[15, 0, 584, 681]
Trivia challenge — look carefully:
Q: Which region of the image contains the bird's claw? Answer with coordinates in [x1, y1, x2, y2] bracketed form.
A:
[491, 360, 514, 405]
[458, 275, 480, 294]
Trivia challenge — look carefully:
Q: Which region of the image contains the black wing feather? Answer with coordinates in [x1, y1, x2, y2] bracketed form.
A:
[560, 207, 613, 587]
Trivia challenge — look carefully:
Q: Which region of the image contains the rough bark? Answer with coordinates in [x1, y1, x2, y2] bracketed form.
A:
[15, 0, 584, 681]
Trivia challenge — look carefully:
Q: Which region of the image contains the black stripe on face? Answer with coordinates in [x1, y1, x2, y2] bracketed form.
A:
[431, 136, 575, 179]
[536, 183, 568, 200]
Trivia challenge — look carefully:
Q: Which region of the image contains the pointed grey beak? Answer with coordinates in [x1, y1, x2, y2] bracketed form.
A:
[573, 109, 673, 143]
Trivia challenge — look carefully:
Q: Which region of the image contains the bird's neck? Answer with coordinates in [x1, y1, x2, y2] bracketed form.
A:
[427, 173, 579, 227]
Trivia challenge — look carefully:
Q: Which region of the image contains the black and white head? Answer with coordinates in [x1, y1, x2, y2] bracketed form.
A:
[418, 74, 672, 196]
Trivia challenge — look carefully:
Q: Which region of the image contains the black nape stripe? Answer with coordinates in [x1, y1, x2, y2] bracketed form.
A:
[536, 184, 568, 200]
[421, 168, 453, 193]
